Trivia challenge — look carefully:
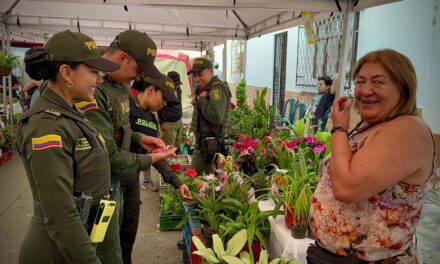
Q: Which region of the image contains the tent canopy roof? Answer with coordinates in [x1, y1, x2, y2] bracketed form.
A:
[1, 0, 398, 50]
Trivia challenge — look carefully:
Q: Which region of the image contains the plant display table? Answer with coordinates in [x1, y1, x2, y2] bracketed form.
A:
[259, 199, 314, 264]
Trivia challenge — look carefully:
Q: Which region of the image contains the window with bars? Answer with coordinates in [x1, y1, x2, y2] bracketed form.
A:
[296, 14, 357, 94]
[230, 40, 245, 81]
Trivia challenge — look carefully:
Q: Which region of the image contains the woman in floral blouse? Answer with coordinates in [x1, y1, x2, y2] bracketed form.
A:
[308, 49, 436, 264]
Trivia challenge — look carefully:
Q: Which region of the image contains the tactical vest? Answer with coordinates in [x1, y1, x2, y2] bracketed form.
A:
[18, 102, 111, 202]
[196, 78, 231, 138]
[104, 77, 132, 151]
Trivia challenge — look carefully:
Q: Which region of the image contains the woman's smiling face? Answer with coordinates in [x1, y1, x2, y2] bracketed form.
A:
[354, 62, 401, 123]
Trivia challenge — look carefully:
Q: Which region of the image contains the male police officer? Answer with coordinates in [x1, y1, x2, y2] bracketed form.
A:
[188, 58, 231, 175]
[78, 30, 173, 264]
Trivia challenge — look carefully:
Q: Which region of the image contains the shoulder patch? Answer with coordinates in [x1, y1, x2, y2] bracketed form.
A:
[75, 99, 98, 112]
[210, 89, 222, 101]
[76, 137, 92, 150]
[32, 134, 62, 150]
[44, 109, 61, 117]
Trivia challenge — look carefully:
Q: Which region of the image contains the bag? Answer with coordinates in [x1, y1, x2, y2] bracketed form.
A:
[306, 243, 367, 264]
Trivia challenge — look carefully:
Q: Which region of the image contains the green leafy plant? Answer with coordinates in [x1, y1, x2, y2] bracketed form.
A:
[236, 79, 247, 109]
[0, 51, 20, 69]
[160, 185, 183, 216]
[193, 229, 298, 264]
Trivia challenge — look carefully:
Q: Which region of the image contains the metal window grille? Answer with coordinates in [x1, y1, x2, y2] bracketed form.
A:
[296, 14, 357, 95]
[230, 40, 245, 81]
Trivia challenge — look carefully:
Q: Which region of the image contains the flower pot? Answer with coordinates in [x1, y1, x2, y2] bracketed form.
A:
[284, 205, 294, 229]
[0, 67, 12, 76]
[242, 242, 262, 262]
[291, 225, 307, 239]
[201, 224, 216, 248]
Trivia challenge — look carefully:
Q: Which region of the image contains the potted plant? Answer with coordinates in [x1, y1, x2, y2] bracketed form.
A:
[291, 182, 313, 239]
[0, 51, 20, 76]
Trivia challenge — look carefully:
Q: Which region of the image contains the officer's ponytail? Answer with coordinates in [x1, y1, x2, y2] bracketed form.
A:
[24, 48, 81, 82]
[24, 47, 51, 80]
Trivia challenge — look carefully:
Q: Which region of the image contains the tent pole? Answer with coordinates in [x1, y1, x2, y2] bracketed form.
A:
[336, 1, 354, 98]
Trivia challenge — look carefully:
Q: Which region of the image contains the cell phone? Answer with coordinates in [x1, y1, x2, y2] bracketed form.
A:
[89, 199, 116, 243]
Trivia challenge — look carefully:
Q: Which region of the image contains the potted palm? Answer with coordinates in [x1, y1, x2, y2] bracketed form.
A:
[0, 51, 20, 76]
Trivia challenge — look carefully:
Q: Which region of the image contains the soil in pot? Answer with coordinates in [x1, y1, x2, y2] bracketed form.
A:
[291, 225, 307, 239]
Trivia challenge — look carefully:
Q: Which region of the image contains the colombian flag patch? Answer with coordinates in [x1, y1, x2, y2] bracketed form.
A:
[75, 99, 98, 112]
[32, 134, 62, 150]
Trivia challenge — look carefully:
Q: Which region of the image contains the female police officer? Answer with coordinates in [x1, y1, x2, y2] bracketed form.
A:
[17, 30, 120, 263]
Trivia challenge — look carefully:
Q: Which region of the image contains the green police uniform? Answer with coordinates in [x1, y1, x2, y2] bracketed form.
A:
[77, 30, 163, 264]
[189, 58, 232, 175]
[17, 30, 119, 264]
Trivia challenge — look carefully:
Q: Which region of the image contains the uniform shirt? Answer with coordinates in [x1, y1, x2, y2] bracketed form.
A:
[128, 94, 159, 154]
[81, 76, 152, 177]
[17, 88, 104, 263]
[191, 76, 231, 139]
[127, 93, 183, 189]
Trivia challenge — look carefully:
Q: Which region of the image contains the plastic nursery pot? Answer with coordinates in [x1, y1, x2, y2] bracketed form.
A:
[201, 224, 216, 248]
[291, 225, 307, 239]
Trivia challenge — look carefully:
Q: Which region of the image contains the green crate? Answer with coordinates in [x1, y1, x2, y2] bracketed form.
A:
[159, 200, 184, 231]
[160, 214, 183, 231]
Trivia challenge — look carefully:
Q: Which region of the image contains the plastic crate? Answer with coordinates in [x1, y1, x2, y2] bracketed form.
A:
[0, 148, 12, 167]
[159, 201, 184, 231]
[182, 204, 203, 264]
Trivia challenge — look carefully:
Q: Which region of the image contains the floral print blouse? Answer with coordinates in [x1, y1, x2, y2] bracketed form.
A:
[310, 131, 432, 263]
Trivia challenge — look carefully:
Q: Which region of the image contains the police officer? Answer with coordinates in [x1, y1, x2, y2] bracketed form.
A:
[77, 30, 175, 264]
[17, 30, 120, 264]
[188, 58, 232, 175]
[122, 75, 192, 263]
[159, 71, 183, 149]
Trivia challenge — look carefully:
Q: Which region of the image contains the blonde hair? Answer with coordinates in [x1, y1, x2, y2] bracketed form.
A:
[353, 49, 417, 119]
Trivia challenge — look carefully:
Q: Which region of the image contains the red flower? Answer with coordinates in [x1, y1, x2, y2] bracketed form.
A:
[230, 102, 237, 109]
[186, 169, 198, 178]
[237, 133, 246, 140]
[171, 163, 181, 172]
[264, 135, 272, 143]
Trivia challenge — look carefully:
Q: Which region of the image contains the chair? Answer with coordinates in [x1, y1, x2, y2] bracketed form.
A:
[278, 98, 297, 126]
[320, 108, 331, 131]
[297, 103, 307, 120]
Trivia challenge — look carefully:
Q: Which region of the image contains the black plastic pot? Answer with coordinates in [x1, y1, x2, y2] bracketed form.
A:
[291, 226, 307, 239]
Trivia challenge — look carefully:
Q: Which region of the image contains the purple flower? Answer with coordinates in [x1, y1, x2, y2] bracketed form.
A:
[313, 143, 326, 154]
[304, 137, 317, 145]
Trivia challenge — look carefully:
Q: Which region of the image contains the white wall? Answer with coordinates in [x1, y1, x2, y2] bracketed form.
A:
[244, 27, 300, 92]
[357, 0, 440, 132]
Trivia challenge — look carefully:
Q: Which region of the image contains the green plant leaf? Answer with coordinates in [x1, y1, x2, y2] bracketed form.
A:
[192, 235, 208, 252]
[225, 229, 247, 256]
[193, 250, 220, 264]
[212, 234, 226, 258]
[239, 251, 251, 264]
[257, 250, 269, 264]
[222, 255, 245, 264]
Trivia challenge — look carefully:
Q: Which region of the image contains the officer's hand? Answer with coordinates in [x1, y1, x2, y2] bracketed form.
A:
[140, 136, 165, 152]
[199, 91, 208, 97]
[164, 146, 177, 157]
[179, 184, 193, 200]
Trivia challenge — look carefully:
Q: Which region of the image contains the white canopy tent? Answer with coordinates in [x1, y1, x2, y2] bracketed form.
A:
[0, 0, 399, 123]
[1, 0, 398, 50]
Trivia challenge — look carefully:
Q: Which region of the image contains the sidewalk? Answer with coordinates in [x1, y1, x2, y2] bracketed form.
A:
[0, 156, 439, 263]
[0, 156, 182, 264]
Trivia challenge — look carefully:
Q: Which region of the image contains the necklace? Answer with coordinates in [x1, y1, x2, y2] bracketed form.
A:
[348, 121, 383, 139]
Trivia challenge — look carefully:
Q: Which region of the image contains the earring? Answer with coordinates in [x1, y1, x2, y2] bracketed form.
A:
[66, 81, 73, 88]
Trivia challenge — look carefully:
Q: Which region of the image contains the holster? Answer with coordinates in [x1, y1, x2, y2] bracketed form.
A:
[198, 136, 227, 162]
[306, 243, 367, 264]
